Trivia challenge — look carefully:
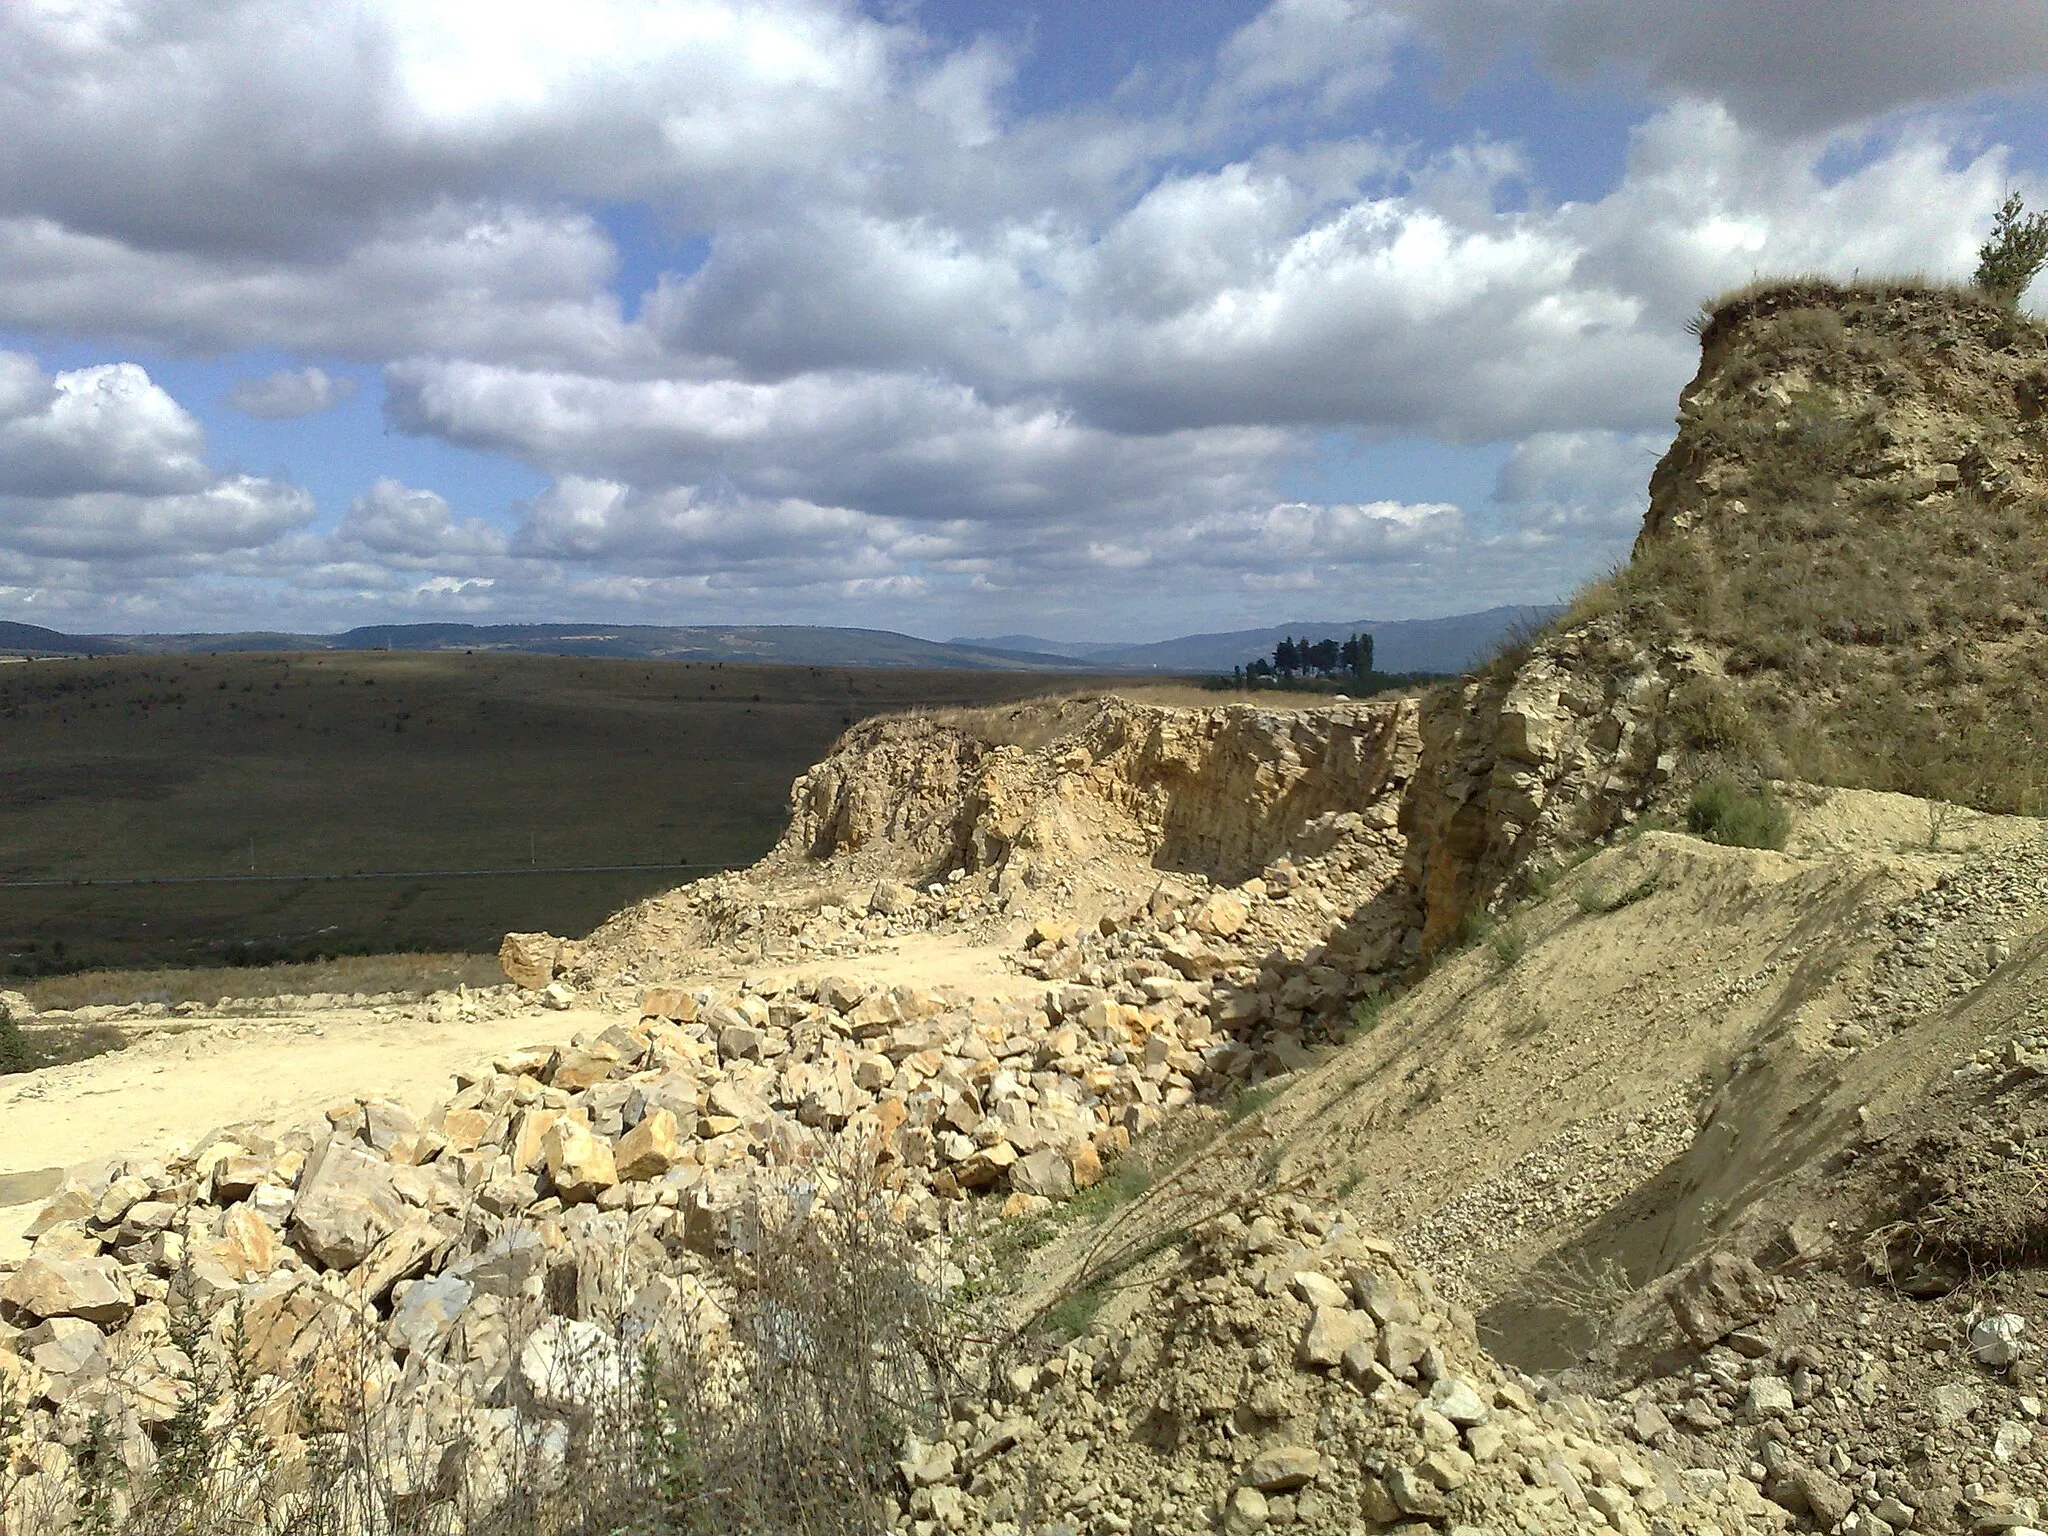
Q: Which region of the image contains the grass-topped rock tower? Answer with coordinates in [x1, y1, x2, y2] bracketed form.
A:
[1405, 275, 2048, 951]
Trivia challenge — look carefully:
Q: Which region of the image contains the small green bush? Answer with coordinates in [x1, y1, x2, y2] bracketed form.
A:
[0, 1013, 33, 1075]
[1226, 1080, 1287, 1124]
[1454, 906, 1497, 948]
[1685, 776, 1790, 850]
[1975, 192, 2048, 305]
[1040, 1283, 1107, 1343]
[1488, 923, 1527, 972]
[1062, 1156, 1153, 1224]
[1574, 874, 1660, 916]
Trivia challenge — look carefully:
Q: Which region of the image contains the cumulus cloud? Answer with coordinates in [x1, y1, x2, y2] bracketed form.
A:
[0, 0, 2041, 637]
[226, 366, 357, 419]
[0, 356, 211, 498]
[336, 478, 509, 558]
[0, 353, 314, 562]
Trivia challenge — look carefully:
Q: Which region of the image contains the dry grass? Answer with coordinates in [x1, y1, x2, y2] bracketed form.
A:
[0, 1157, 965, 1536]
[1538, 282, 2048, 815]
[921, 678, 1420, 757]
[25, 953, 505, 1011]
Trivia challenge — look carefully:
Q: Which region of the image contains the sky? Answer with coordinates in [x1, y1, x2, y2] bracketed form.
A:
[0, 2, 2044, 642]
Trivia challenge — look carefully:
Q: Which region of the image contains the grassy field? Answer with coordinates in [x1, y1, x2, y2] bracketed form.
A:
[0, 652, 1095, 976]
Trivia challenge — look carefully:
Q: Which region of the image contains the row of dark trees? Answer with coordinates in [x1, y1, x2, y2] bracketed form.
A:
[1243, 631, 1373, 681]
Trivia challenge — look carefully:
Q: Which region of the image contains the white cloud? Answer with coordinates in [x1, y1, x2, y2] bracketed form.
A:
[0, 352, 313, 563]
[227, 366, 357, 419]
[0, 0, 2041, 637]
[1213, 0, 1408, 119]
[336, 478, 509, 559]
[0, 357, 210, 498]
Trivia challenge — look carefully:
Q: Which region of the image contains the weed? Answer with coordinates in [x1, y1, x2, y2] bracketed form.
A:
[0, 1016, 126, 1077]
[1574, 873, 1661, 916]
[0, 1011, 31, 1074]
[1685, 775, 1790, 850]
[1668, 676, 1757, 755]
[1062, 1156, 1154, 1225]
[980, 1213, 1060, 1271]
[1526, 1253, 1640, 1322]
[1226, 1080, 1288, 1125]
[1488, 923, 1527, 972]
[1925, 801, 1967, 852]
[1039, 1284, 1108, 1343]
[1342, 989, 1391, 1039]
[1454, 905, 1497, 949]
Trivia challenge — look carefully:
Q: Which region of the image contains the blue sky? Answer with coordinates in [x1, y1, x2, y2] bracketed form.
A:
[0, 0, 2042, 640]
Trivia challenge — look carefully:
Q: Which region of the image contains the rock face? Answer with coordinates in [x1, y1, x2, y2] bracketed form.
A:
[1401, 625, 1696, 952]
[783, 696, 1420, 889]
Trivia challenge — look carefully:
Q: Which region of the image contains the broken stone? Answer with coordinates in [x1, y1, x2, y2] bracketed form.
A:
[615, 1108, 683, 1182]
[541, 1119, 617, 1205]
[0, 1255, 134, 1326]
[1245, 1445, 1320, 1492]
[1666, 1250, 1774, 1348]
[1298, 1305, 1373, 1368]
[498, 932, 559, 989]
[1971, 1312, 2027, 1368]
[1426, 1376, 1489, 1427]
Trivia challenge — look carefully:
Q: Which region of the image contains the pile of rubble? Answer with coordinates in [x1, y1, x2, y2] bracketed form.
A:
[0, 958, 1299, 1512]
[900, 1196, 1783, 1536]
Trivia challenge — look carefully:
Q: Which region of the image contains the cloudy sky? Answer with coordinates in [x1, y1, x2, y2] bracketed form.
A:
[1, 1, 2043, 641]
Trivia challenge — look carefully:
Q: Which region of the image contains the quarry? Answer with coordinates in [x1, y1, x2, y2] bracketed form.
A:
[4, 280, 2048, 1535]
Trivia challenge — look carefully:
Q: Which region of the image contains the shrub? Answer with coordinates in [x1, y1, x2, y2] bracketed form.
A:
[1575, 874, 1660, 916]
[1975, 192, 2048, 305]
[1685, 776, 1790, 850]
[1488, 923, 1527, 972]
[1668, 677, 1757, 754]
[1454, 905, 1496, 948]
[0, 1012, 32, 1075]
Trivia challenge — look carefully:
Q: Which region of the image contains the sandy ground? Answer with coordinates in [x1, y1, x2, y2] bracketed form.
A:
[0, 928, 1029, 1260]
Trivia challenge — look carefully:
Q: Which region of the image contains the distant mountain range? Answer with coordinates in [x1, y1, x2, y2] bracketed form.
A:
[0, 607, 1553, 675]
[955, 605, 1558, 676]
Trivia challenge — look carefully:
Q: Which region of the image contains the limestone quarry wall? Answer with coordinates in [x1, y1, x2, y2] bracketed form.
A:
[782, 696, 1421, 889]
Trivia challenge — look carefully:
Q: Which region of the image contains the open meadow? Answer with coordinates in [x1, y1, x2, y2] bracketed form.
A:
[0, 651, 1095, 980]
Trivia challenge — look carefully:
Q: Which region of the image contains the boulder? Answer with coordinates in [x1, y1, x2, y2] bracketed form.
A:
[615, 1108, 683, 1182]
[519, 1318, 627, 1413]
[0, 1255, 134, 1326]
[639, 987, 699, 1023]
[1246, 1445, 1320, 1491]
[955, 1140, 1018, 1190]
[498, 931, 560, 990]
[548, 1044, 621, 1091]
[289, 1138, 406, 1272]
[868, 880, 917, 916]
[1426, 1376, 1489, 1427]
[1010, 1147, 1075, 1200]
[1192, 892, 1248, 938]
[1298, 1305, 1373, 1368]
[1667, 1250, 1775, 1348]
[24, 1182, 95, 1239]
[542, 1119, 617, 1205]
[388, 1275, 473, 1361]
